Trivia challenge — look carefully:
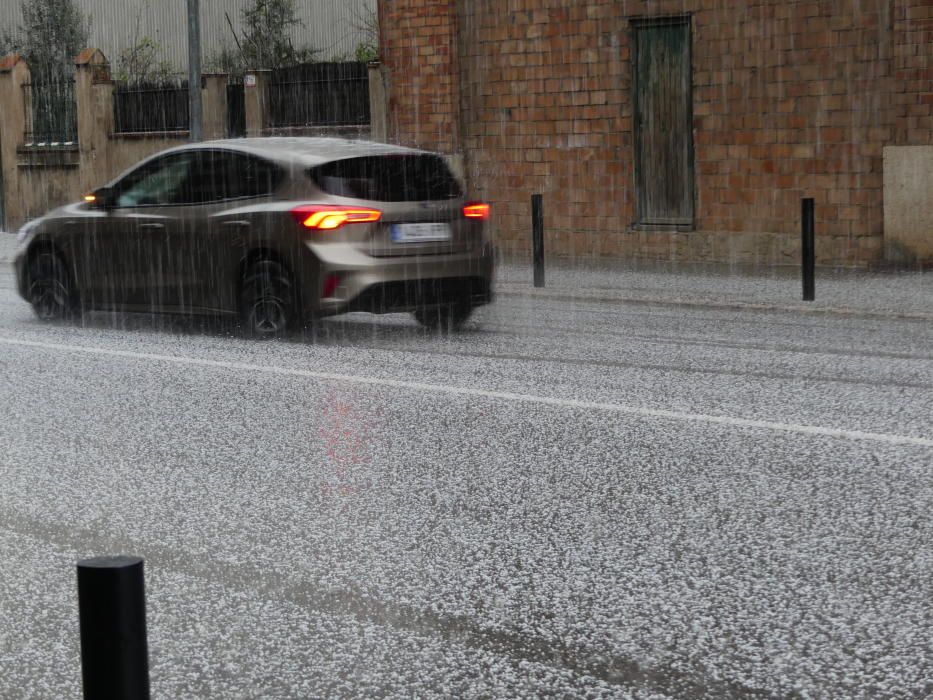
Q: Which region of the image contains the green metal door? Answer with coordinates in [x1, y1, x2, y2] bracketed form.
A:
[633, 18, 694, 226]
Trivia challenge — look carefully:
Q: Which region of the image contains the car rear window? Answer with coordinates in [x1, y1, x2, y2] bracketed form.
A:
[308, 155, 463, 202]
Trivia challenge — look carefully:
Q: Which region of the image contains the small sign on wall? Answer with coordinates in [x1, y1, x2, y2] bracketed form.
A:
[244, 74, 257, 88]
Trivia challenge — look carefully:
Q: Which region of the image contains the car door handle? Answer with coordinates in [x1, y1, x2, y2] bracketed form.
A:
[140, 223, 165, 231]
[220, 220, 250, 229]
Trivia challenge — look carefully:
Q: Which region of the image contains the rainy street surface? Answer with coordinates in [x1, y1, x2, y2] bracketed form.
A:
[0, 257, 931, 699]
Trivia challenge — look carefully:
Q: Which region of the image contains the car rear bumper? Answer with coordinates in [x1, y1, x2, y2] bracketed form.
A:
[303, 240, 496, 316]
[345, 276, 493, 314]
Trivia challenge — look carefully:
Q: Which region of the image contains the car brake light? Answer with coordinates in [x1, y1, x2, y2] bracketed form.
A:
[291, 205, 382, 231]
[463, 202, 490, 220]
[321, 273, 341, 298]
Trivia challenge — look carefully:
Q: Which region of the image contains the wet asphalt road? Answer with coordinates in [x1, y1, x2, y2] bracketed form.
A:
[0, 263, 931, 699]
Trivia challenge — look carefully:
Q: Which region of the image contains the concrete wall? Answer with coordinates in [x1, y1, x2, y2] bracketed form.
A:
[0, 54, 28, 231]
[883, 146, 933, 262]
[0, 50, 214, 230]
[0, 50, 385, 231]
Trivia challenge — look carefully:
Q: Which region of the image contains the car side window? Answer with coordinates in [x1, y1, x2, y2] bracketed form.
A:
[114, 153, 197, 208]
[217, 152, 282, 200]
[188, 151, 238, 203]
[112, 150, 281, 208]
[182, 151, 225, 204]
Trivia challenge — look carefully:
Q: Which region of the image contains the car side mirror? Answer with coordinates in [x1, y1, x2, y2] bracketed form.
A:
[84, 186, 115, 210]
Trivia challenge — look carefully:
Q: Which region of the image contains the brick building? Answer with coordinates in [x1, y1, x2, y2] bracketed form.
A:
[377, 0, 933, 266]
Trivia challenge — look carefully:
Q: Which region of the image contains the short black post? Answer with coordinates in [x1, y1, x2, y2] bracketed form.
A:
[801, 197, 815, 301]
[77, 556, 150, 700]
[532, 193, 545, 288]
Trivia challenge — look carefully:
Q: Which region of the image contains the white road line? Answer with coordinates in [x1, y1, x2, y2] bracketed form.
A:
[1, 335, 931, 449]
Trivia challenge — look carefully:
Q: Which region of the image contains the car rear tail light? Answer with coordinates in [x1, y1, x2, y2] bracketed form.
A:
[321, 273, 341, 298]
[463, 202, 490, 220]
[291, 205, 382, 231]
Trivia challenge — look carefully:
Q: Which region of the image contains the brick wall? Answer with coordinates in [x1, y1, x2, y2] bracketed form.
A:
[381, 0, 929, 267]
[379, 0, 461, 153]
[894, 0, 933, 145]
[685, 0, 893, 265]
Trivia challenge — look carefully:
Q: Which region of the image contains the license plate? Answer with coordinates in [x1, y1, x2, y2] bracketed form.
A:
[391, 223, 451, 243]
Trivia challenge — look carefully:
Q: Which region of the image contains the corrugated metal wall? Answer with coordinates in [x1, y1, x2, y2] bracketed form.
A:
[0, 0, 376, 70]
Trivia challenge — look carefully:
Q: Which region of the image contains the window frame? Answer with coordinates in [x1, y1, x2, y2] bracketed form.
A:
[198, 149, 285, 203]
[630, 14, 696, 230]
[109, 148, 284, 209]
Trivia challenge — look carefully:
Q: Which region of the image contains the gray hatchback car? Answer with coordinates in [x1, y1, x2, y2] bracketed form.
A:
[14, 137, 495, 335]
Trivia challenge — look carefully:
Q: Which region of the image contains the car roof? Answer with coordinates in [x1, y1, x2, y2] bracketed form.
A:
[165, 137, 433, 168]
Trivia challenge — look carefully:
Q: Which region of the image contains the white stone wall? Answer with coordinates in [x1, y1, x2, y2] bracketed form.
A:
[883, 146, 933, 262]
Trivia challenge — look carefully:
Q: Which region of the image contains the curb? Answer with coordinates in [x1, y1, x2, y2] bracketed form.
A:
[495, 287, 933, 322]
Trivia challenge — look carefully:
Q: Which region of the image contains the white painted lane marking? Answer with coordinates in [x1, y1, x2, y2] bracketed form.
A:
[1, 335, 931, 449]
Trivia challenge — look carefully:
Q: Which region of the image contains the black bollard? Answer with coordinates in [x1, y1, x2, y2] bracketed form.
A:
[77, 556, 150, 700]
[801, 198, 815, 301]
[532, 194, 545, 288]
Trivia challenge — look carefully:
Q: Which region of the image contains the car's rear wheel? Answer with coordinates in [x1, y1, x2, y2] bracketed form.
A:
[27, 251, 79, 322]
[239, 260, 297, 338]
[413, 301, 473, 332]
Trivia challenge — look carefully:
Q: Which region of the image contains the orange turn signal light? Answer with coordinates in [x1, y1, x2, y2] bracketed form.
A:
[463, 202, 490, 220]
[291, 205, 382, 231]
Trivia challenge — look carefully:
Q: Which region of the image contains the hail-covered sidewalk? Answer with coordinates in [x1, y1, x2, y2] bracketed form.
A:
[497, 254, 933, 320]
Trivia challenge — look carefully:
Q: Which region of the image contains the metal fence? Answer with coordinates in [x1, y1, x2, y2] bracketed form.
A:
[22, 80, 78, 144]
[227, 76, 246, 138]
[113, 79, 190, 134]
[268, 62, 370, 128]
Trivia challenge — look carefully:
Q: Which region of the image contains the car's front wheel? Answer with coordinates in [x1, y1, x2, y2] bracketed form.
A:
[239, 260, 297, 338]
[27, 251, 80, 322]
